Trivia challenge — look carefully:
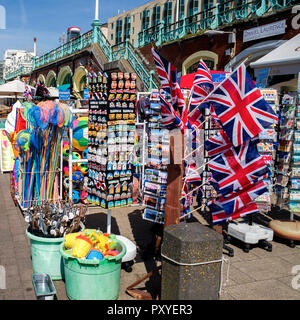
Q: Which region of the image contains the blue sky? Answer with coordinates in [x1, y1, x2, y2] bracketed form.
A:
[0, 0, 150, 59]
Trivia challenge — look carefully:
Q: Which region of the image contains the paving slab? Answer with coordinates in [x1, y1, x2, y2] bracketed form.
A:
[225, 279, 300, 300]
[232, 257, 295, 281]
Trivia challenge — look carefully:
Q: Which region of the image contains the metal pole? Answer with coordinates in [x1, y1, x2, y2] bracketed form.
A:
[69, 109, 73, 201]
[95, 0, 99, 21]
[107, 208, 111, 234]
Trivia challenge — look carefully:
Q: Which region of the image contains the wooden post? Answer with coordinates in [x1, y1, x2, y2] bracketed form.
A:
[164, 129, 184, 228]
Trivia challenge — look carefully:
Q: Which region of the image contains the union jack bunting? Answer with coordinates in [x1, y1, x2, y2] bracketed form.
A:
[209, 201, 259, 225]
[152, 48, 187, 123]
[201, 63, 278, 147]
[209, 180, 268, 216]
[188, 60, 214, 112]
[208, 138, 270, 196]
[160, 93, 184, 132]
[204, 130, 232, 157]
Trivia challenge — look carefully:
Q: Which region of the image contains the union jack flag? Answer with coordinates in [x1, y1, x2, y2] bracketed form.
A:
[209, 180, 268, 216]
[209, 201, 259, 225]
[188, 60, 214, 112]
[208, 138, 270, 196]
[189, 108, 205, 129]
[152, 48, 187, 124]
[181, 183, 193, 218]
[160, 93, 184, 132]
[202, 63, 278, 147]
[186, 121, 202, 159]
[205, 130, 232, 157]
[185, 162, 202, 185]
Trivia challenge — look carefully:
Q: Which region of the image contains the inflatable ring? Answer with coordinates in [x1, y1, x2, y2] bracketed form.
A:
[73, 152, 82, 160]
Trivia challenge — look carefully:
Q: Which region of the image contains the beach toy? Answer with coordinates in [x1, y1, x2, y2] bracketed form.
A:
[86, 249, 104, 261]
[73, 171, 84, 184]
[104, 250, 119, 257]
[15, 130, 31, 152]
[95, 234, 111, 253]
[71, 234, 93, 258]
[63, 146, 70, 158]
[82, 149, 88, 159]
[72, 117, 88, 151]
[73, 152, 82, 160]
[72, 190, 80, 204]
[65, 232, 83, 249]
[63, 177, 69, 189]
[78, 163, 88, 175]
[80, 190, 88, 204]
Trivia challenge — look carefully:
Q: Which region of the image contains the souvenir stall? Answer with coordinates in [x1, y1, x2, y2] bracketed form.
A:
[251, 33, 300, 246]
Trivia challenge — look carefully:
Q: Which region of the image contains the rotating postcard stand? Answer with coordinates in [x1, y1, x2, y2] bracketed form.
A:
[87, 71, 137, 271]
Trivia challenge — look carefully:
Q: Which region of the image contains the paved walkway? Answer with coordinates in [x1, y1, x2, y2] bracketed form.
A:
[0, 173, 300, 300]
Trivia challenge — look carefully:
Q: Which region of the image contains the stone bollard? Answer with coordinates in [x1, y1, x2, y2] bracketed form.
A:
[161, 223, 223, 300]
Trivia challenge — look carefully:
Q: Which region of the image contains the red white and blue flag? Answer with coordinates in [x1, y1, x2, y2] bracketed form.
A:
[152, 48, 187, 124]
[188, 60, 214, 112]
[160, 93, 184, 132]
[209, 201, 259, 225]
[205, 129, 232, 157]
[201, 63, 278, 147]
[208, 138, 270, 196]
[209, 180, 268, 216]
[185, 163, 202, 185]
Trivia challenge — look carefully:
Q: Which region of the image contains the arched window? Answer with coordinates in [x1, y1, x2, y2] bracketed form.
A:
[182, 50, 218, 75]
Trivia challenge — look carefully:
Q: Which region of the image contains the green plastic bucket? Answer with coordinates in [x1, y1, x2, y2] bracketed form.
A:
[26, 229, 65, 280]
[60, 238, 126, 300]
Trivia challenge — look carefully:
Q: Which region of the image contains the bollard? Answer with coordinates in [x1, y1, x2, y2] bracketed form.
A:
[161, 223, 223, 300]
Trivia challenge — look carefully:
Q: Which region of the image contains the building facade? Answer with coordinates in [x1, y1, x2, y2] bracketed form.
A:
[0, 61, 4, 84]
[3, 49, 35, 81]
[108, 0, 217, 46]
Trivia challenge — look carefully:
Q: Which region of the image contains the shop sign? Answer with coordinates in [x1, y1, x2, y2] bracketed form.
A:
[59, 89, 70, 100]
[243, 20, 286, 43]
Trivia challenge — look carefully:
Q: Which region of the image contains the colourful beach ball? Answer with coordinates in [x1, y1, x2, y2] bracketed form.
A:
[72, 117, 88, 151]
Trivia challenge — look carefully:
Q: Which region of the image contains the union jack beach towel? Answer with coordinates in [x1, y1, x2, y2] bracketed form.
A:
[208, 138, 270, 196]
[202, 63, 278, 147]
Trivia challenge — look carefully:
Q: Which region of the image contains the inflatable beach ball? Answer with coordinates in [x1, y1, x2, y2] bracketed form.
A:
[72, 117, 88, 151]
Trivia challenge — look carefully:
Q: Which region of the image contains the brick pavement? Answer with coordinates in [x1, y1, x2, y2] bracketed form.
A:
[1, 173, 300, 300]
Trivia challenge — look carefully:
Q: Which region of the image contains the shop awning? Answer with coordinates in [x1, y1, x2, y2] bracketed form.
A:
[225, 39, 285, 72]
[250, 33, 300, 76]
